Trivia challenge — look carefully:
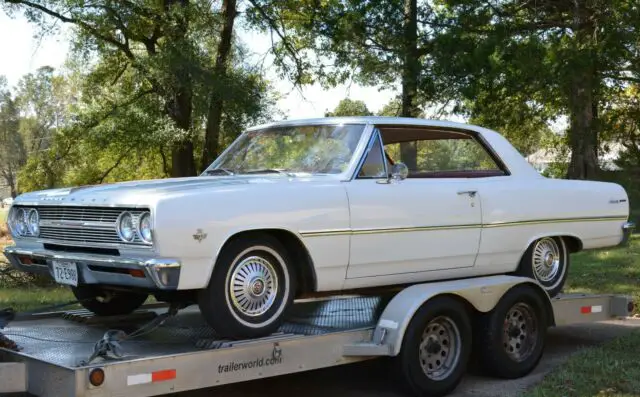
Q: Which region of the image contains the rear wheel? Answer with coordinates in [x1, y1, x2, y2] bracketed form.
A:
[516, 236, 569, 297]
[71, 285, 148, 316]
[392, 296, 472, 397]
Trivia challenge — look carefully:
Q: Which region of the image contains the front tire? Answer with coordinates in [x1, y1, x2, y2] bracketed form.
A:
[392, 296, 472, 397]
[71, 285, 148, 316]
[198, 234, 296, 339]
[516, 236, 569, 297]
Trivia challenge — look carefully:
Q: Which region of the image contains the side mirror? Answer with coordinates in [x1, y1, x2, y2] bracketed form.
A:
[391, 162, 409, 181]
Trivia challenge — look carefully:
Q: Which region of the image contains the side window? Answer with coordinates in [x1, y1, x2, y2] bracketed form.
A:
[383, 136, 505, 178]
[358, 132, 387, 178]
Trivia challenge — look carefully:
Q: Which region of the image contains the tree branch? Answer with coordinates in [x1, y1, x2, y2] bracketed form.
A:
[246, 0, 306, 86]
[96, 147, 132, 184]
[6, 0, 136, 60]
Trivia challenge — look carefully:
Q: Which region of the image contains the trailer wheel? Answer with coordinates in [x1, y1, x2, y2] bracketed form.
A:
[198, 233, 296, 339]
[71, 286, 148, 316]
[475, 284, 547, 379]
[392, 296, 472, 397]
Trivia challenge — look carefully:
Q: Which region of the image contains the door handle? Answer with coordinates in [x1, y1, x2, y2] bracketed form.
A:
[457, 190, 477, 197]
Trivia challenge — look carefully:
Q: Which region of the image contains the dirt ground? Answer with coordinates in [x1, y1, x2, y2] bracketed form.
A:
[175, 319, 640, 397]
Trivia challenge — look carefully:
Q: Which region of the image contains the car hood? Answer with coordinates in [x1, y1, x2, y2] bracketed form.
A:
[13, 175, 336, 207]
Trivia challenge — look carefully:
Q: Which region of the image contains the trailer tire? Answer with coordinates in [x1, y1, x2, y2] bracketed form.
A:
[392, 296, 472, 397]
[71, 286, 148, 316]
[198, 234, 296, 339]
[475, 284, 547, 379]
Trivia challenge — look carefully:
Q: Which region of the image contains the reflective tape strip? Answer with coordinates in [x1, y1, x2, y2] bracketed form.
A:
[127, 369, 176, 386]
[580, 305, 603, 314]
[127, 374, 152, 386]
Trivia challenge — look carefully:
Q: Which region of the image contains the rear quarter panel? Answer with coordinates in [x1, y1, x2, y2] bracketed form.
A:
[475, 176, 629, 272]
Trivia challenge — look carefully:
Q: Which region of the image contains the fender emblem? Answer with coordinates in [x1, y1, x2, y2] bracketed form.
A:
[193, 229, 208, 243]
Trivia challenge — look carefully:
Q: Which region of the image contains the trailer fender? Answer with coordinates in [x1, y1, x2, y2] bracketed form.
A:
[346, 275, 552, 357]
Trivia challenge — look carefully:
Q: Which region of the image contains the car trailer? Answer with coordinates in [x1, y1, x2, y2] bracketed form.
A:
[0, 275, 634, 397]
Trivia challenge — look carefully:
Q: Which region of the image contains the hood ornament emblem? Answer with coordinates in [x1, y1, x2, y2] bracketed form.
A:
[193, 229, 208, 243]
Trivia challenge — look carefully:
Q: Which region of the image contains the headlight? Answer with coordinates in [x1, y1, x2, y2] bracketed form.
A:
[137, 212, 153, 244]
[27, 209, 39, 237]
[117, 212, 135, 242]
[9, 207, 28, 237]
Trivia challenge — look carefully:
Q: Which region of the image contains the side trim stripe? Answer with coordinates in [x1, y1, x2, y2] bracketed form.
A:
[299, 216, 628, 237]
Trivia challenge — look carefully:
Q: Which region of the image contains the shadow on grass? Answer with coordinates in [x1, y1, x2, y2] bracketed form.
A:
[565, 235, 640, 314]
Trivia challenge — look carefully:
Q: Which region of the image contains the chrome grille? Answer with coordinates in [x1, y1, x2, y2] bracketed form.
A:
[17, 205, 151, 247]
[39, 226, 123, 244]
[38, 207, 123, 223]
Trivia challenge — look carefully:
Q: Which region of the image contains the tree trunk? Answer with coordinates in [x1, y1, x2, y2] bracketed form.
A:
[565, 0, 598, 180]
[202, 0, 237, 170]
[165, 0, 196, 178]
[399, 0, 419, 170]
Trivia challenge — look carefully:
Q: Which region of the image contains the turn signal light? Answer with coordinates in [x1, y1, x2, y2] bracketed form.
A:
[129, 269, 146, 278]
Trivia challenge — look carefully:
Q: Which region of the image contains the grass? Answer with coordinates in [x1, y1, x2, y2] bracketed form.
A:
[563, 234, 640, 315]
[523, 234, 640, 397]
[523, 330, 640, 397]
[0, 285, 74, 312]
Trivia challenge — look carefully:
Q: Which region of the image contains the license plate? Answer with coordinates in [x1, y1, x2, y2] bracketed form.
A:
[52, 260, 79, 286]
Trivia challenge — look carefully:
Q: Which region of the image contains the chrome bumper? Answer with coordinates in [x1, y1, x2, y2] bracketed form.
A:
[620, 221, 636, 246]
[2, 246, 181, 290]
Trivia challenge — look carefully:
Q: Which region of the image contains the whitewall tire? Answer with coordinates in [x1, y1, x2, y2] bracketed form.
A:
[198, 233, 296, 339]
[516, 236, 569, 297]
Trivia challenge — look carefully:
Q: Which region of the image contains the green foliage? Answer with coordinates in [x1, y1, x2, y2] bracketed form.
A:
[3, 0, 281, 188]
[325, 98, 373, 117]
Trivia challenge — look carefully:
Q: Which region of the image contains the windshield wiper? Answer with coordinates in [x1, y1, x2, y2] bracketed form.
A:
[204, 168, 234, 175]
[243, 168, 294, 176]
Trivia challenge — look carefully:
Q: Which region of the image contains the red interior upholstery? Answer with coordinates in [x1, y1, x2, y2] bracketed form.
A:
[408, 169, 506, 178]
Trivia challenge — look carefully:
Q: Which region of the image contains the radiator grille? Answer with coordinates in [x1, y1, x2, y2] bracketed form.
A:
[16, 205, 150, 247]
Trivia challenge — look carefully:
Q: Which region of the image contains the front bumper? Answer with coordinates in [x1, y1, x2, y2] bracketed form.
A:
[2, 246, 181, 290]
[620, 221, 636, 246]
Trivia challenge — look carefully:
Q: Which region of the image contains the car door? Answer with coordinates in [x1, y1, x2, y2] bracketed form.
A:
[343, 128, 484, 281]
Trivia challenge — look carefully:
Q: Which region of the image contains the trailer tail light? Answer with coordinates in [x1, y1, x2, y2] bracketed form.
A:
[89, 368, 105, 387]
[580, 305, 603, 314]
[127, 369, 176, 386]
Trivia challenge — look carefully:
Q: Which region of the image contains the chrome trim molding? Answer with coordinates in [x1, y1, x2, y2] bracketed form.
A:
[3, 246, 180, 290]
[482, 216, 628, 228]
[299, 216, 629, 238]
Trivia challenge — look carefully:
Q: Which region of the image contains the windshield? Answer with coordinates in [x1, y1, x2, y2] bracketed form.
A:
[203, 124, 366, 175]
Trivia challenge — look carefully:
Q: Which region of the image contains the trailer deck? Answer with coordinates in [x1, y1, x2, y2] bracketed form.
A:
[0, 278, 634, 397]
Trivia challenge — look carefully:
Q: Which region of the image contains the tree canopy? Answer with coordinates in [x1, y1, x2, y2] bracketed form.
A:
[0, 0, 639, 197]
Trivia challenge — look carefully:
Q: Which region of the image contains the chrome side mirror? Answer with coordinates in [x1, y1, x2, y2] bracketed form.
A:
[391, 162, 409, 181]
[378, 162, 409, 184]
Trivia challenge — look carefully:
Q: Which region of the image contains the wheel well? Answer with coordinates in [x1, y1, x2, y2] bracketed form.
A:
[561, 235, 583, 253]
[219, 229, 317, 296]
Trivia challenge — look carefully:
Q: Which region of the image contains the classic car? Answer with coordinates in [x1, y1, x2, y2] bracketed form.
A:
[2, 117, 635, 339]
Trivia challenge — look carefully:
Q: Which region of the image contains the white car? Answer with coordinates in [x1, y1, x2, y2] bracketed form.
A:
[3, 117, 635, 338]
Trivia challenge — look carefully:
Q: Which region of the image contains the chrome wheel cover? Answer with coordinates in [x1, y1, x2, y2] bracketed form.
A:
[228, 255, 278, 317]
[419, 316, 462, 381]
[503, 302, 538, 362]
[532, 237, 561, 283]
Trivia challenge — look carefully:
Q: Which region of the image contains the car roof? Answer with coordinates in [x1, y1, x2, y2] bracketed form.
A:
[247, 116, 486, 132]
